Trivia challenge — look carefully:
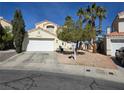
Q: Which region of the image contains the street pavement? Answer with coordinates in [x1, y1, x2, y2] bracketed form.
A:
[0, 69, 124, 90]
[0, 52, 124, 90]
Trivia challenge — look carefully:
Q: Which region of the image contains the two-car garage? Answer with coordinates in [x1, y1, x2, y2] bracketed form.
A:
[26, 39, 54, 51]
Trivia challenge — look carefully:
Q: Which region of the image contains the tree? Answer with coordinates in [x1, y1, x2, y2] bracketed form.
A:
[12, 9, 25, 53]
[57, 3, 106, 59]
[83, 3, 101, 53]
[57, 16, 84, 60]
[77, 8, 84, 29]
[0, 23, 5, 50]
[96, 6, 106, 34]
[82, 3, 106, 53]
[0, 24, 13, 50]
[3, 27, 14, 49]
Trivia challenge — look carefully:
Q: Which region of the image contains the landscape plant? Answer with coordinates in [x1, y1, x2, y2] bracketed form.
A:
[0, 24, 13, 50]
[12, 9, 25, 53]
[57, 3, 106, 60]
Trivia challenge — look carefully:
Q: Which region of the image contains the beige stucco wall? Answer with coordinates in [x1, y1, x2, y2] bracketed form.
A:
[118, 22, 124, 32]
[54, 38, 72, 51]
[106, 36, 112, 56]
[28, 29, 55, 39]
[119, 14, 124, 19]
[35, 21, 58, 35]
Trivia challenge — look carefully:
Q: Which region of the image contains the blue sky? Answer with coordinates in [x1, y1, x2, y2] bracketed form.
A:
[0, 2, 124, 34]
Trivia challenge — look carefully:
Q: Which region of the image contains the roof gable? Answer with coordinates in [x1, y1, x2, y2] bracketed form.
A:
[28, 28, 56, 39]
[35, 20, 59, 27]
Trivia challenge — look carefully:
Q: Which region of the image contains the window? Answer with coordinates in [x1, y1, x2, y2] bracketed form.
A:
[46, 25, 55, 31]
[111, 39, 124, 43]
[46, 25, 54, 29]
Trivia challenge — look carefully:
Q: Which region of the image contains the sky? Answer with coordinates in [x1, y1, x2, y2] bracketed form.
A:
[0, 2, 124, 34]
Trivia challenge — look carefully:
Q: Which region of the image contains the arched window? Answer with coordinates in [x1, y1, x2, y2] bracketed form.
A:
[46, 25, 55, 31]
[46, 25, 54, 29]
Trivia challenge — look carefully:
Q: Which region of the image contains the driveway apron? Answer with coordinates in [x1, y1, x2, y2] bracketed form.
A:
[0, 52, 60, 70]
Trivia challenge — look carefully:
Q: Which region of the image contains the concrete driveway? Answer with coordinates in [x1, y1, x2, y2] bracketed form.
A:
[0, 52, 59, 69]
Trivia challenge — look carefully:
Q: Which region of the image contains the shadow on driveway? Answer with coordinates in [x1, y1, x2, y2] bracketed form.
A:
[56, 51, 85, 55]
[111, 57, 124, 68]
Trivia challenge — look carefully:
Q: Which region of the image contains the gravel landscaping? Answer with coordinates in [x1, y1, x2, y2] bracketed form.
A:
[0, 50, 17, 62]
[56, 51, 117, 69]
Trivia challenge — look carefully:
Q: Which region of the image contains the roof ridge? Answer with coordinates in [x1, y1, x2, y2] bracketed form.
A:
[35, 20, 59, 26]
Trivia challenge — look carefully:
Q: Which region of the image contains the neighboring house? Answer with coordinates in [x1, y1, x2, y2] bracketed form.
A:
[105, 11, 124, 56]
[0, 17, 12, 30]
[23, 20, 72, 51]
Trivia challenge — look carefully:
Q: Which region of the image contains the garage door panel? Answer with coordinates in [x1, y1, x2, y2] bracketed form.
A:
[111, 43, 124, 56]
[27, 40, 54, 51]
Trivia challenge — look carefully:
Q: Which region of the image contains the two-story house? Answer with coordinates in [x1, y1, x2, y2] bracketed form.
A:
[23, 20, 72, 51]
[105, 11, 124, 56]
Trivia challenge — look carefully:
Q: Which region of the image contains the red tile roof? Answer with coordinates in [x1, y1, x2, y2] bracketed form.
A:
[108, 31, 124, 36]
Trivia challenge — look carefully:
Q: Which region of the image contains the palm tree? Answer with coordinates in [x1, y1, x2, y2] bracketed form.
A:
[96, 6, 106, 34]
[83, 3, 106, 53]
[77, 8, 84, 19]
[77, 8, 85, 29]
[64, 16, 74, 29]
[83, 3, 98, 53]
[77, 8, 86, 50]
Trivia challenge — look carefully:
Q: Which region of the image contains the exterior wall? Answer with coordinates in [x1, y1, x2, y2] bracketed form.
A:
[105, 13, 124, 56]
[119, 14, 124, 19]
[35, 21, 58, 35]
[54, 38, 72, 51]
[112, 20, 118, 32]
[106, 35, 124, 56]
[118, 22, 124, 32]
[28, 29, 55, 39]
[106, 36, 112, 56]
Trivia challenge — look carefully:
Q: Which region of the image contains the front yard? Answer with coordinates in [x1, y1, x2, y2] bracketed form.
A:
[56, 51, 117, 69]
[0, 50, 117, 70]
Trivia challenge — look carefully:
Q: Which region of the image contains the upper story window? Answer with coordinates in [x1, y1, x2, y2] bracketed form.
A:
[46, 25, 55, 31]
[46, 25, 54, 29]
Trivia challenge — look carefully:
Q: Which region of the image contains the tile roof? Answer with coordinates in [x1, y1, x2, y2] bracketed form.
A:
[108, 31, 124, 36]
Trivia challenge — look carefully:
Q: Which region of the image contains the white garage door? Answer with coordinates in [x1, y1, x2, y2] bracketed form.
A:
[111, 42, 124, 56]
[27, 40, 54, 51]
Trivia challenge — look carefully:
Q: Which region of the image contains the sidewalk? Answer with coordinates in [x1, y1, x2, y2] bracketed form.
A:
[0, 59, 123, 84]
